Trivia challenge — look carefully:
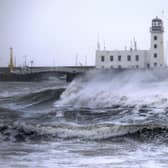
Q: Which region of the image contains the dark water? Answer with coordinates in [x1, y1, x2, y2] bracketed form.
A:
[1, 70, 168, 168]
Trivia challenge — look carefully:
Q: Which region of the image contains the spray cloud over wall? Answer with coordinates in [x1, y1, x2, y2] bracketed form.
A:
[55, 69, 168, 108]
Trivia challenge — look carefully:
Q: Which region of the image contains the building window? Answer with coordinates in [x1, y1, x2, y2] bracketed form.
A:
[154, 36, 157, 40]
[110, 56, 113, 61]
[118, 55, 121, 61]
[118, 65, 122, 69]
[154, 62, 157, 67]
[136, 55, 139, 61]
[154, 53, 157, 58]
[147, 64, 150, 68]
[101, 56, 105, 62]
[111, 65, 113, 69]
[127, 55, 131, 61]
[154, 44, 157, 49]
[136, 65, 139, 68]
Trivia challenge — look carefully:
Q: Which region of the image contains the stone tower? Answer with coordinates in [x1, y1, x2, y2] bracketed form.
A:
[149, 16, 165, 68]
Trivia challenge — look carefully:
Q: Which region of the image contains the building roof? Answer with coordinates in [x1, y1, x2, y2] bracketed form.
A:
[152, 16, 162, 22]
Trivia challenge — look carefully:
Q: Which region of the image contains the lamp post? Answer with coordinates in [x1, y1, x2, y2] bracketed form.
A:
[30, 60, 34, 73]
[23, 55, 28, 67]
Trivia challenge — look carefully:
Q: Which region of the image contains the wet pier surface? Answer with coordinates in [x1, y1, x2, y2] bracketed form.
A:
[0, 66, 94, 82]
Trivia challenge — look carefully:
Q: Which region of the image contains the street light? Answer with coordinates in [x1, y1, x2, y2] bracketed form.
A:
[30, 60, 34, 73]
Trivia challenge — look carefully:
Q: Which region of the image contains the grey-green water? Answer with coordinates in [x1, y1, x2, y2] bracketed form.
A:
[1, 70, 168, 168]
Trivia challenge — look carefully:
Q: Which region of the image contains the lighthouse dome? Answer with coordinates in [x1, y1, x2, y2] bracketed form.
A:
[151, 16, 163, 32]
[152, 16, 162, 22]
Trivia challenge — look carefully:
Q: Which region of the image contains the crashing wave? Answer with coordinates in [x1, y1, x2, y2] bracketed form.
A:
[0, 88, 65, 110]
[55, 69, 168, 108]
[0, 121, 168, 142]
[17, 88, 65, 107]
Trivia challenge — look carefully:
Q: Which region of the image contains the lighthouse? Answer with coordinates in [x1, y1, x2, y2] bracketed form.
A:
[95, 16, 166, 69]
[149, 16, 165, 68]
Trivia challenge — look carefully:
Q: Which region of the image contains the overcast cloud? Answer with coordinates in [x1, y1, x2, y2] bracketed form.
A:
[0, 0, 168, 66]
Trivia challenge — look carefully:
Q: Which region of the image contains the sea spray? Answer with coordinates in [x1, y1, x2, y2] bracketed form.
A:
[55, 69, 168, 108]
[1, 70, 168, 168]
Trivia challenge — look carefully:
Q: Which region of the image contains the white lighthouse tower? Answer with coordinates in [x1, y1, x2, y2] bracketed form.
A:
[95, 16, 166, 69]
[149, 16, 165, 68]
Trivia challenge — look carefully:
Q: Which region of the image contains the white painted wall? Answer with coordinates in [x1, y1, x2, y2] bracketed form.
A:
[150, 32, 164, 68]
[95, 17, 166, 69]
[96, 49, 150, 69]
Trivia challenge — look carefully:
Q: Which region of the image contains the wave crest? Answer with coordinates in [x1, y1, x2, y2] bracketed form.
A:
[55, 69, 168, 108]
[1, 121, 168, 142]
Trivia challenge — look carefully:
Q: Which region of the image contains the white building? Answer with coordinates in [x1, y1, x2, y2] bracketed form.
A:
[96, 17, 165, 69]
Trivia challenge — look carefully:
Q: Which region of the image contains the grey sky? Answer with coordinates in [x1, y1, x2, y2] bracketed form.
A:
[0, 0, 168, 66]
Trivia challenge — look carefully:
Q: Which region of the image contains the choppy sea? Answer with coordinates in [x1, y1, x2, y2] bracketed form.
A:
[1, 69, 168, 168]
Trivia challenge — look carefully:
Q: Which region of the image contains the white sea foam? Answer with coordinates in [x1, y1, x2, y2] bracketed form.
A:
[55, 69, 168, 109]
